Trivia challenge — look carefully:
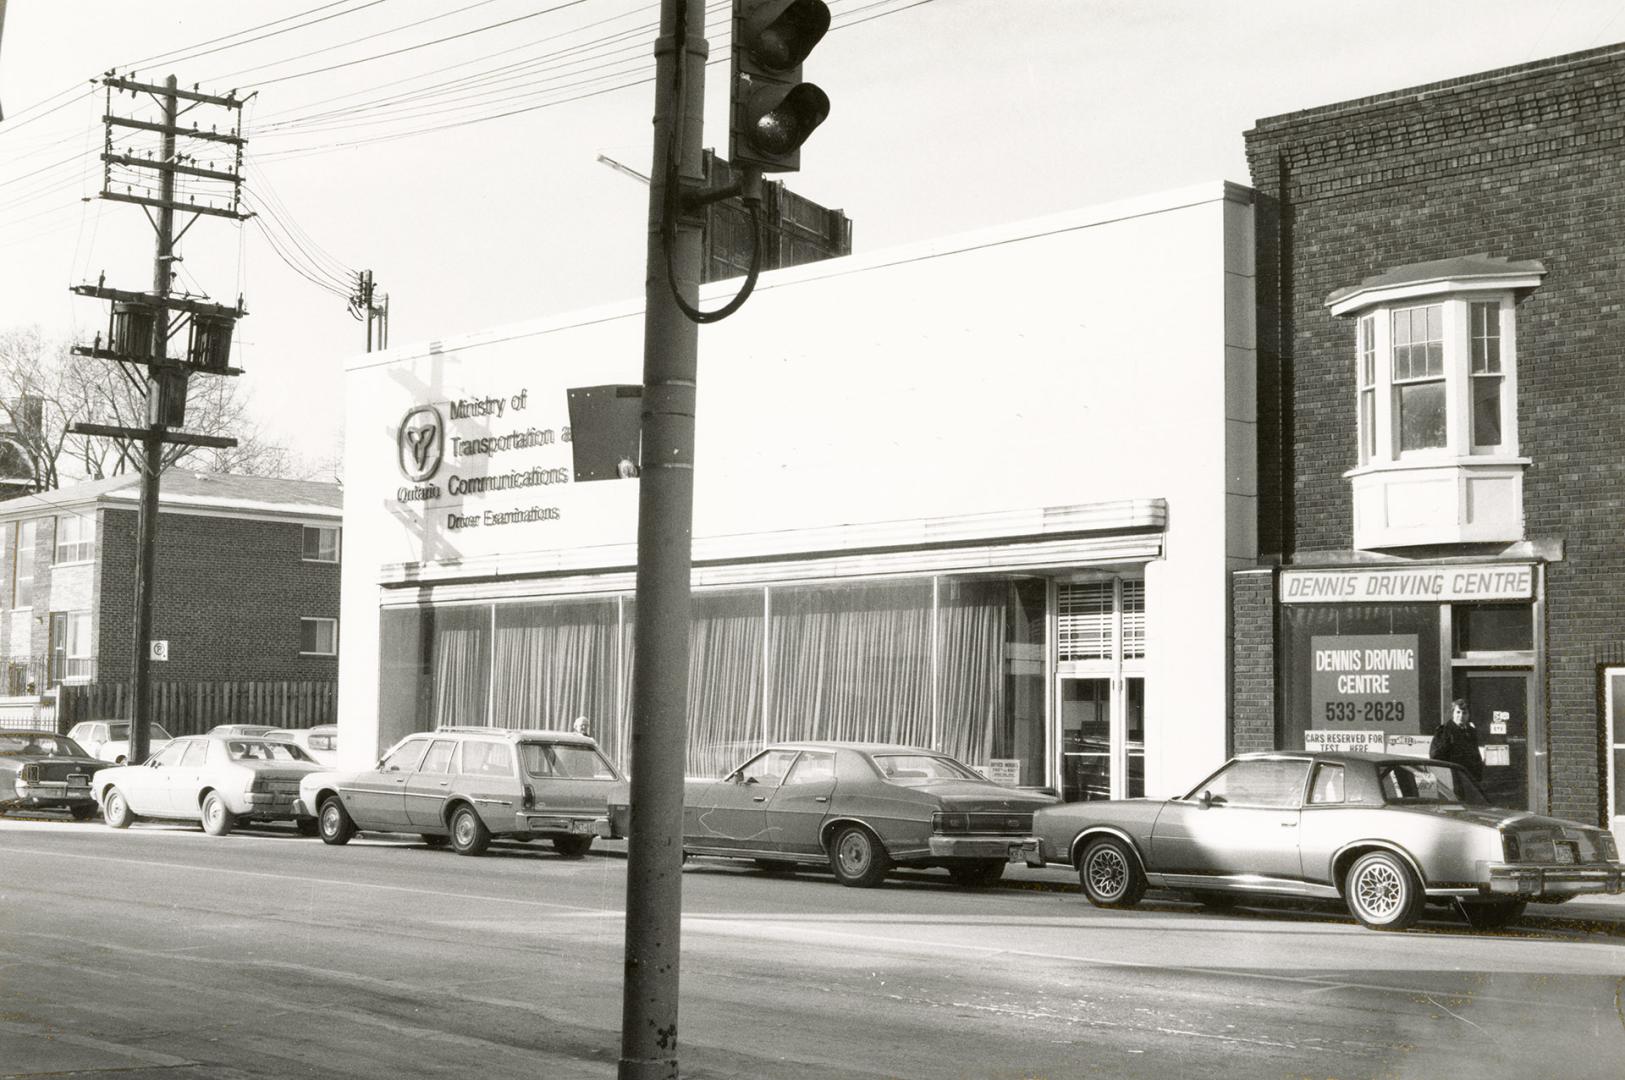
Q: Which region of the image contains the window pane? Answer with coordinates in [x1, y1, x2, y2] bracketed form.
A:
[1472, 302, 1501, 374]
[1398, 381, 1447, 450]
[1453, 603, 1532, 653]
[1472, 375, 1502, 446]
[303, 526, 339, 561]
[1309, 763, 1345, 803]
[1203, 759, 1310, 807]
[1360, 390, 1375, 462]
[300, 618, 337, 654]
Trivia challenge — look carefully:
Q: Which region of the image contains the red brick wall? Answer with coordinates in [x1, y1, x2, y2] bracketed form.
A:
[96, 508, 341, 684]
[1244, 44, 1625, 821]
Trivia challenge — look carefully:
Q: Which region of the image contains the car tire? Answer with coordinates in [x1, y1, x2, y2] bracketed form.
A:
[421, 833, 449, 848]
[449, 805, 490, 856]
[102, 787, 134, 829]
[69, 804, 100, 822]
[1078, 837, 1146, 908]
[1344, 850, 1423, 931]
[1460, 899, 1527, 931]
[294, 818, 319, 837]
[552, 834, 594, 858]
[318, 796, 355, 846]
[200, 791, 235, 837]
[947, 860, 1006, 887]
[829, 824, 891, 888]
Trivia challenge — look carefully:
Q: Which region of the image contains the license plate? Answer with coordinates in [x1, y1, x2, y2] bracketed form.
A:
[1555, 842, 1576, 865]
[571, 819, 595, 834]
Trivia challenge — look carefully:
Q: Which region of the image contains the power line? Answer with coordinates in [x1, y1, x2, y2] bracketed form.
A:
[122, 0, 395, 75]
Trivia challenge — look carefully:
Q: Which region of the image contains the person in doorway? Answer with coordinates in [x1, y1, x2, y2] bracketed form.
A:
[572, 715, 592, 739]
[1429, 697, 1483, 782]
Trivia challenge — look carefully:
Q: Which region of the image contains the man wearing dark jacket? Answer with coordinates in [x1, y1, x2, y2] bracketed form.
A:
[1429, 698, 1483, 781]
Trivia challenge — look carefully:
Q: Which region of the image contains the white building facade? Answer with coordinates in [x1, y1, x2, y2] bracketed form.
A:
[338, 182, 1258, 802]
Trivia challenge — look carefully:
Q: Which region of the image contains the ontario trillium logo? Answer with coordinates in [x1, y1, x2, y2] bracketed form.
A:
[398, 405, 444, 482]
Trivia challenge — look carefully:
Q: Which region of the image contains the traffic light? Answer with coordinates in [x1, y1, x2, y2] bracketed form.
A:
[730, 0, 831, 173]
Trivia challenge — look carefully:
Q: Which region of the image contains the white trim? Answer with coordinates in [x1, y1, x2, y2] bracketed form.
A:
[1327, 273, 1545, 316]
[1606, 668, 1625, 840]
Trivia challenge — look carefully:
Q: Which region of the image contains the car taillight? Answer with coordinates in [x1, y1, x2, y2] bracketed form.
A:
[1600, 832, 1620, 862]
[933, 812, 968, 834]
[1501, 832, 1521, 862]
[20, 764, 40, 784]
[522, 784, 535, 809]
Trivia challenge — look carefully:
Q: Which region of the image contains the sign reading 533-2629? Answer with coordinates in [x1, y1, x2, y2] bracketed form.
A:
[1309, 634, 1420, 733]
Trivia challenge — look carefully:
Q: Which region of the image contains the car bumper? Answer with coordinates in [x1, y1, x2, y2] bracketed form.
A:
[1485, 862, 1625, 897]
[238, 793, 303, 819]
[13, 781, 97, 808]
[1015, 838, 1048, 867]
[521, 813, 599, 836]
[929, 835, 1035, 860]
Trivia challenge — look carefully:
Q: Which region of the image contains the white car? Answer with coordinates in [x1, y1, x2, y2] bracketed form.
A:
[91, 734, 325, 836]
[265, 725, 338, 767]
[66, 720, 175, 765]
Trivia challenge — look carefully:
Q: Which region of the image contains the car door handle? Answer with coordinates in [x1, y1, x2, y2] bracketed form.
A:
[814, 796, 828, 803]
[437, 781, 449, 788]
[752, 796, 766, 802]
[1280, 821, 1297, 827]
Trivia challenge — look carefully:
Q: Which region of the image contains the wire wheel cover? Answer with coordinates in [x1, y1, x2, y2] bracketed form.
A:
[1354, 860, 1405, 918]
[1086, 846, 1128, 899]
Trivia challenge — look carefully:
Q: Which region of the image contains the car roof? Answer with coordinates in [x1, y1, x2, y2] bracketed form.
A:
[1233, 750, 1444, 766]
[430, 726, 598, 746]
[764, 741, 945, 755]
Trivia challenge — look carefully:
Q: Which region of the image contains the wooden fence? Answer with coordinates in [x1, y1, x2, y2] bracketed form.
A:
[57, 680, 337, 735]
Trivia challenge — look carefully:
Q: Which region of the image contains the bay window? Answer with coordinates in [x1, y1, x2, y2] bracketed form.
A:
[1327, 255, 1544, 548]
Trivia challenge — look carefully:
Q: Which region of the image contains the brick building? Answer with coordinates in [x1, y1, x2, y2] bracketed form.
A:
[1236, 43, 1625, 833]
[0, 473, 341, 722]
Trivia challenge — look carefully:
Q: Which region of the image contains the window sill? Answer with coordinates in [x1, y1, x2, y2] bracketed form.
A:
[299, 651, 338, 658]
[1347, 458, 1528, 550]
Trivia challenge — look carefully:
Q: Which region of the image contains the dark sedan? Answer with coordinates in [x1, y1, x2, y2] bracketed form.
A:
[608, 741, 1057, 888]
[1023, 751, 1624, 931]
[0, 731, 108, 819]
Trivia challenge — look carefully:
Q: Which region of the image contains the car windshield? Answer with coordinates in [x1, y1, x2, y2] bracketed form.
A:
[520, 743, 618, 780]
[224, 739, 314, 762]
[0, 734, 86, 757]
[871, 753, 983, 783]
[1378, 762, 1490, 806]
[105, 723, 173, 741]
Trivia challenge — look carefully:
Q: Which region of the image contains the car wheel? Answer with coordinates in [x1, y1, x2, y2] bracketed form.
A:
[69, 804, 100, 822]
[102, 787, 134, 829]
[421, 834, 449, 848]
[947, 860, 1006, 887]
[449, 805, 490, 856]
[1344, 851, 1423, 931]
[1077, 837, 1146, 908]
[828, 824, 890, 888]
[318, 796, 355, 845]
[1460, 899, 1527, 931]
[553, 834, 594, 858]
[294, 818, 319, 837]
[200, 791, 235, 837]
[1191, 889, 1240, 911]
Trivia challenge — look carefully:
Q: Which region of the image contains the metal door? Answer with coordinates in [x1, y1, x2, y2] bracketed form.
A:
[1454, 670, 1531, 809]
[765, 750, 836, 855]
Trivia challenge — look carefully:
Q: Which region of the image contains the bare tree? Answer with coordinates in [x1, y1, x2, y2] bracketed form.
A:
[0, 324, 294, 489]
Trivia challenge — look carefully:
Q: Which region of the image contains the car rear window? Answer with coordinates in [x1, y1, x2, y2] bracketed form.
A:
[520, 743, 617, 780]
[872, 753, 982, 782]
[1378, 763, 1489, 805]
[0, 735, 82, 757]
[224, 740, 314, 762]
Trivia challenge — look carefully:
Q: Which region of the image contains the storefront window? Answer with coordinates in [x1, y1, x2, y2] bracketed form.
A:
[996, 578, 1047, 788]
[1280, 604, 1441, 753]
[491, 598, 618, 744]
[1453, 602, 1532, 653]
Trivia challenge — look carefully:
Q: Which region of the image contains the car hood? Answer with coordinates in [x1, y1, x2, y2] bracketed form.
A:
[916, 781, 1058, 810]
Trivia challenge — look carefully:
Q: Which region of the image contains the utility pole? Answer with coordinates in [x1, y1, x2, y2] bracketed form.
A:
[69, 73, 245, 763]
[352, 270, 389, 352]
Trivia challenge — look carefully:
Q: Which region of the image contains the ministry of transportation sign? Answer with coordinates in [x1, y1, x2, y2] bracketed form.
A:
[1280, 565, 1533, 604]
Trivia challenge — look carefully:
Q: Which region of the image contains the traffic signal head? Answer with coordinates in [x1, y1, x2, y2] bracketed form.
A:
[731, 0, 831, 173]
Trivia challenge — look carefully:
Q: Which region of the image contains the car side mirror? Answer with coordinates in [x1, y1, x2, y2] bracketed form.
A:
[1197, 790, 1214, 809]
[741, 775, 757, 785]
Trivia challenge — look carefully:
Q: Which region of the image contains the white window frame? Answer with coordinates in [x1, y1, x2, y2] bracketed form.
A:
[1343, 289, 1521, 467]
[301, 524, 341, 563]
[50, 610, 94, 683]
[299, 616, 339, 657]
[54, 513, 95, 565]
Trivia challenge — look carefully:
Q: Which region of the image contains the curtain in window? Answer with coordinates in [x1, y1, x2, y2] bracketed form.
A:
[490, 599, 618, 736]
[768, 580, 932, 748]
[936, 579, 1006, 764]
[618, 592, 763, 777]
[431, 605, 490, 728]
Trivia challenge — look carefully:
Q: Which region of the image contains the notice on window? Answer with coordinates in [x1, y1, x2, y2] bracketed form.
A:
[1483, 745, 1511, 767]
[983, 759, 1022, 786]
[1305, 730, 1385, 753]
[1386, 734, 1432, 759]
[1309, 633, 1421, 733]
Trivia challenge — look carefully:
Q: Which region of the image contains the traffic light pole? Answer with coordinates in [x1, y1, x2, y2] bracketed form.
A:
[618, 1, 706, 1076]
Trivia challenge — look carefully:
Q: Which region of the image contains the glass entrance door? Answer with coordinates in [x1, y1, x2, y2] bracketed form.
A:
[1058, 676, 1144, 803]
[1453, 670, 1531, 810]
[1606, 669, 1625, 839]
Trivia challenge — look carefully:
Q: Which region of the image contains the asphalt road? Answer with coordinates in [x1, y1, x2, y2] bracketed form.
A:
[2, 817, 1622, 1080]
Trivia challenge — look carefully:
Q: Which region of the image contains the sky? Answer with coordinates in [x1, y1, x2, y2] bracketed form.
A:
[2, 0, 1624, 474]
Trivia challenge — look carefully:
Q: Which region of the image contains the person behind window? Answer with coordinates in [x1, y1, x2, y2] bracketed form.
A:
[1429, 697, 1483, 782]
[572, 716, 592, 739]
